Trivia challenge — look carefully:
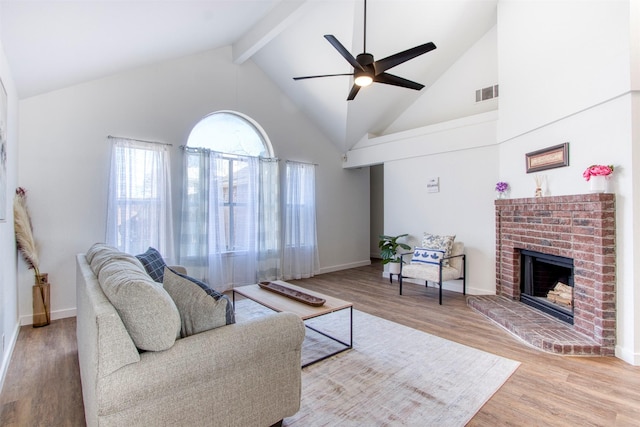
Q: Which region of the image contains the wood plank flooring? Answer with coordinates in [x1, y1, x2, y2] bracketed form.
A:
[1, 260, 639, 426]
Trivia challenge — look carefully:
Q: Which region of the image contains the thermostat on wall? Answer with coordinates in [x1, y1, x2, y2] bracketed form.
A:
[427, 177, 439, 193]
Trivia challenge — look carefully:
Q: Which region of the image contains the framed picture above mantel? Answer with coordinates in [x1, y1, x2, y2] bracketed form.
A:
[525, 142, 569, 173]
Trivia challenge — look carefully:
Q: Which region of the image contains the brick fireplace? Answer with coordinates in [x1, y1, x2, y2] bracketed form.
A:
[471, 194, 616, 356]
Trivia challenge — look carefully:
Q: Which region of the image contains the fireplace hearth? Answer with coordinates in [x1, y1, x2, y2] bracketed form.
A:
[472, 194, 616, 356]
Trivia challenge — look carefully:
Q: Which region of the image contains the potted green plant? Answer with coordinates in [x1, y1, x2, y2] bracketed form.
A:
[378, 234, 411, 275]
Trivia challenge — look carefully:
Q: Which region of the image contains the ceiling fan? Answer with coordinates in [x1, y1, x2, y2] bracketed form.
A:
[293, 0, 437, 101]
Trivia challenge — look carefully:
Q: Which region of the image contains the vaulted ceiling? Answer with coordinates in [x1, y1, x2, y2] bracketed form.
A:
[1, 0, 497, 152]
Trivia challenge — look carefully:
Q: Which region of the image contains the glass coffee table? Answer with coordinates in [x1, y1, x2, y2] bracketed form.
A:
[233, 281, 353, 367]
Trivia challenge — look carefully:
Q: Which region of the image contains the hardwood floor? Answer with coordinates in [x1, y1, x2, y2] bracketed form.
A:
[0, 317, 84, 426]
[1, 260, 639, 426]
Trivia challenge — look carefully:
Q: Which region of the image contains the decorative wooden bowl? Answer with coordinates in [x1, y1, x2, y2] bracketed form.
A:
[259, 282, 326, 306]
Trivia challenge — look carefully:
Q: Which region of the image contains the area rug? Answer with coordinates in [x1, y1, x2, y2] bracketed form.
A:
[234, 299, 520, 427]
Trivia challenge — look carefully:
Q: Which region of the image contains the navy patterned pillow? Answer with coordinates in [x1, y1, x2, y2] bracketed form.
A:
[422, 233, 456, 266]
[136, 247, 167, 283]
[411, 247, 446, 266]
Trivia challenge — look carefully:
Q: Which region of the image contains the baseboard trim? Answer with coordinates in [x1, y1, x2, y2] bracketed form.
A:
[319, 260, 371, 275]
[0, 322, 20, 395]
[19, 308, 77, 326]
[381, 273, 492, 296]
[615, 345, 640, 366]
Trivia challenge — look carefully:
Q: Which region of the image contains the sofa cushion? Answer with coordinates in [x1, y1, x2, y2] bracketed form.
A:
[163, 267, 235, 338]
[136, 247, 167, 283]
[411, 247, 445, 266]
[422, 233, 456, 266]
[95, 249, 181, 351]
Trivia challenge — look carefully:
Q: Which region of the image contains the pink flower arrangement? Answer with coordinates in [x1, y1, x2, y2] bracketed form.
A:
[583, 165, 614, 182]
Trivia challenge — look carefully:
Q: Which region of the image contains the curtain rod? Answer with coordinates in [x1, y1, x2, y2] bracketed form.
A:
[286, 159, 318, 166]
[178, 146, 313, 165]
[179, 145, 280, 162]
[108, 135, 173, 147]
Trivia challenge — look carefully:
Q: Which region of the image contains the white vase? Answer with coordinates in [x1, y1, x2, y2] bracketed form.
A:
[589, 175, 607, 193]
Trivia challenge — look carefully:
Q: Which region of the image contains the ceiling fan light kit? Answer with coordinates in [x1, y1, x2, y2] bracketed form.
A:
[293, 0, 437, 100]
[354, 73, 373, 87]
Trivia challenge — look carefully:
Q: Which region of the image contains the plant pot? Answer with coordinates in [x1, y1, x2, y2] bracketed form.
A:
[589, 175, 607, 193]
[388, 262, 401, 275]
[33, 274, 50, 327]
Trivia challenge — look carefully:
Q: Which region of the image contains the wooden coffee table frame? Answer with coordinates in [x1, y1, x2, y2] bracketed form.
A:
[233, 281, 353, 368]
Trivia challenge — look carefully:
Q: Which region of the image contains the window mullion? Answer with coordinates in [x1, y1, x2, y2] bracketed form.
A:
[228, 158, 234, 252]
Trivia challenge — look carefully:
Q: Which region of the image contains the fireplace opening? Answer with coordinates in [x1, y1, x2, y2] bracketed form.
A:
[520, 249, 574, 324]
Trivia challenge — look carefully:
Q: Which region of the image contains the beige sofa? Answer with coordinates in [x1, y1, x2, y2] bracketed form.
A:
[76, 246, 305, 427]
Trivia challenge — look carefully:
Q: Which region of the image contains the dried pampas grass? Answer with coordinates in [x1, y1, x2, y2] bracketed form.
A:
[14, 187, 40, 278]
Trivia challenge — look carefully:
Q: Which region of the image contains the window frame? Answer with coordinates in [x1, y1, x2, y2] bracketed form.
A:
[185, 110, 274, 255]
[186, 110, 275, 158]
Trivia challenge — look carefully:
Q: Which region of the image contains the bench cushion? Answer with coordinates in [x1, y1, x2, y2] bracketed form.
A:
[402, 264, 462, 282]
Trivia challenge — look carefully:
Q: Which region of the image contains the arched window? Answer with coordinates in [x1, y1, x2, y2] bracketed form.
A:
[180, 111, 279, 291]
[186, 110, 274, 157]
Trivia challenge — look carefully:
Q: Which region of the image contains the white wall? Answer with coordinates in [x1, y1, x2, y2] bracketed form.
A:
[383, 124, 499, 295]
[497, 0, 631, 142]
[17, 46, 370, 324]
[496, 0, 639, 364]
[370, 164, 383, 258]
[0, 20, 20, 391]
[385, 24, 498, 134]
[349, 114, 499, 295]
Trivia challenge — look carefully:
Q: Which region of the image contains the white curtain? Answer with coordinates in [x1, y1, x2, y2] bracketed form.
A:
[257, 159, 281, 281]
[179, 147, 211, 280]
[105, 137, 174, 261]
[283, 161, 319, 280]
[180, 148, 279, 292]
[218, 154, 259, 289]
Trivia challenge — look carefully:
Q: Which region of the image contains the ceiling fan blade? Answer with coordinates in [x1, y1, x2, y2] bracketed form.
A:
[324, 35, 364, 71]
[293, 73, 353, 81]
[347, 84, 361, 101]
[374, 72, 425, 90]
[373, 42, 436, 74]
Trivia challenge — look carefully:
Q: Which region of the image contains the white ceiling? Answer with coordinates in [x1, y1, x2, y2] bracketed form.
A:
[1, 0, 497, 151]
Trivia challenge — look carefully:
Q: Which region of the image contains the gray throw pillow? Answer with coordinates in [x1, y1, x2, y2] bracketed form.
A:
[163, 267, 235, 338]
[97, 259, 181, 351]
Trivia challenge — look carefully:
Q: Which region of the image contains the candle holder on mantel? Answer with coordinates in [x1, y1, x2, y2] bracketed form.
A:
[533, 175, 545, 197]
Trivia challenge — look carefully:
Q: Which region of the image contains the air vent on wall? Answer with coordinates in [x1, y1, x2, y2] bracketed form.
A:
[475, 84, 499, 102]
